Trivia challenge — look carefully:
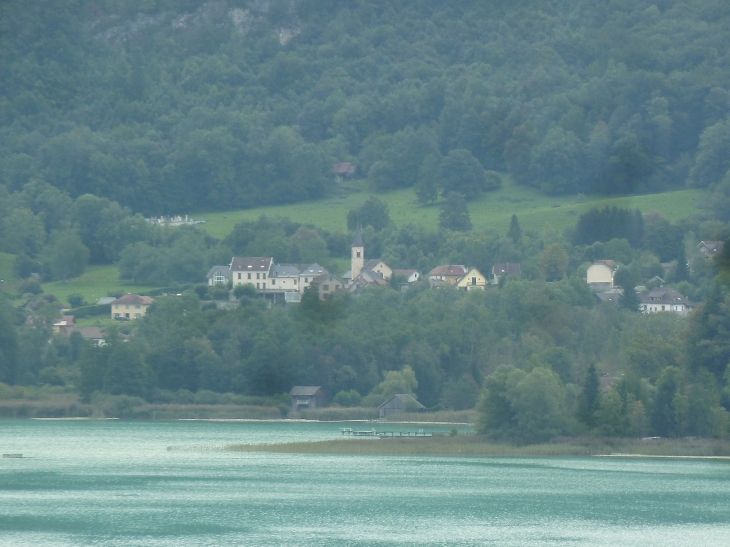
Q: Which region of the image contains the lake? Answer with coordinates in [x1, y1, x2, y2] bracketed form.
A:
[1, 420, 729, 546]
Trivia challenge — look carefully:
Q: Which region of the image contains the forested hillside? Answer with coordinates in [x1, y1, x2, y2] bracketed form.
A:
[2, 0, 730, 214]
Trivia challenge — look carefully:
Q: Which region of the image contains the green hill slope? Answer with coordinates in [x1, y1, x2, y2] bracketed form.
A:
[199, 184, 708, 239]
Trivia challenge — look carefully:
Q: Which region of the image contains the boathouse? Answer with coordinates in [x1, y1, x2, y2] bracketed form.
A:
[290, 386, 326, 410]
[378, 394, 425, 418]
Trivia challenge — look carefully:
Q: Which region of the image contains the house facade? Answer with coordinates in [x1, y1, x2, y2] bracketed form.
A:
[378, 394, 425, 418]
[206, 266, 232, 286]
[428, 265, 467, 287]
[639, 287, 695, 316]
[587, 260, 616, 292]
[698, 240, 724, 260]
[290, 386, 326, 410]
[456, 267, 488, 290]
[310, 273, 345, 300]
[111, 294, 155, 320]
[230, 257, 274, 289]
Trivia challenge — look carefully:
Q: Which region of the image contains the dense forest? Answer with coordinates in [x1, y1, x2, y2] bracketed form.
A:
[2, 0, 730, 214]
[3, 0, 730, 442]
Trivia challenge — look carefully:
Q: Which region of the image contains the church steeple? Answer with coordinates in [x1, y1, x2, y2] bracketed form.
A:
[351, 224, 364, 280]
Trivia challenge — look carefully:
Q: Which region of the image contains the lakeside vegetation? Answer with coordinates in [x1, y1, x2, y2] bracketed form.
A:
[226, 436, 730, 459]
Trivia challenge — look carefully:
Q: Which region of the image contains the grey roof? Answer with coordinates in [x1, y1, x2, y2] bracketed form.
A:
[270, 264, 301, 277]
[97, 297, 116, 305]
[206, 266, 232, 279]
[378, 393, 425, 409]
[300, 263, 326, 276]
[352, 225, 363, 247]
[428, 265, 466, 277]
[312, 273, 344, 285]
[492, 263, 521, 275]
[290, 386, 323, 396]
[595, 290, 622, 305]
[639, 287, 695, 306]
[230, 257, 273, 272]
[69, 326, 105, 340]
[364, 259, 387, 271]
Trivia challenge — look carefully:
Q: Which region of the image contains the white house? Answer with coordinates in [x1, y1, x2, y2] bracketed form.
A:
[639, 287, 695, 316]
[206, 265, 232, 286]
[392, 269, 421, 283]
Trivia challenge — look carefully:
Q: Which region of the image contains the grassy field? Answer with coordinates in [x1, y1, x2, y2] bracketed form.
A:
[196, 181, 708, 239]
[0, 252, 16, 285]
[40, 265, 157, 308]
[226, 436, 730, 458]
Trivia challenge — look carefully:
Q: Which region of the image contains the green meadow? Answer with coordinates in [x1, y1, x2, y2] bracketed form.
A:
[40, 265, 157, 308]
[198, 181, 708, 239]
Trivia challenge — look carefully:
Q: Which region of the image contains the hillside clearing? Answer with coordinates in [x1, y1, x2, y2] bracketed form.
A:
[197, 183, 707, 239]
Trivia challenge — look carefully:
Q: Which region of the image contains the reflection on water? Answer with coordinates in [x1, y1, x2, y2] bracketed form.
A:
[1, 420, 729, 546]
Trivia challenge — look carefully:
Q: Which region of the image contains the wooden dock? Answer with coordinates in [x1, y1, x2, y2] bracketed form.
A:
[341, 428, 432, 438]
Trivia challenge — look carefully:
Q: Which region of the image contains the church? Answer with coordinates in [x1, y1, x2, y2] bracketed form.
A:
[342, 225, 393, 288]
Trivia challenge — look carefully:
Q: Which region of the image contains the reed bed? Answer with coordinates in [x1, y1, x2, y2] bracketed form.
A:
[225, 436, 730, 458]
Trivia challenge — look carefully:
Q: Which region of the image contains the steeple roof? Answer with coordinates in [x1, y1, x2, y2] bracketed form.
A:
[352, 224, 363, 247]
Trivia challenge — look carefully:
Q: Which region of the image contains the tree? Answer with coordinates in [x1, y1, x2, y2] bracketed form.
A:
[439, 192, 472, 231]
[537, 244, 569, 281]
[510, 367, 568, 443]
[44, 229, 90, 281]
[103, 342, 151, 398]
[362, 365, 418, 407]
[614, 268, 640, 312]
[651, 366, 682, 437]
[414, 153, 441, 204]
[439, 149, 487, 200]
[346, 196, 391, 232]
[674, 243, 690, 282]
[577, 363, 600, 427]
[0, 297, 19, 384]
[507, 214, 522, 244]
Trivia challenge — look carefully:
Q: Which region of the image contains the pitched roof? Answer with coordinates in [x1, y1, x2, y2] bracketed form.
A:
[378, 393, 425, 409]
[230, 257, 273, 272]
[352, 225, 363, 247]
[364, 259, 388, 271]
[492, 263, 522, 275]
[290, 386, 323, 396]
[206, 266, 232, 279]
[428, 265, 466, 277]
[311, 273, 343, 285]
[270, 264, 301, 277]
[111, 294, 155, 306]
[334, 162, 356, 175]
[68, 326, 105, 340]
[300, 263, 326, 276]
[699, 240, 724, 252]
[639, 287, 695, 306]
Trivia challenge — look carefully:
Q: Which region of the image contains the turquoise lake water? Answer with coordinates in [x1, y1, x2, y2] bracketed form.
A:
[1, 420, 730, 546]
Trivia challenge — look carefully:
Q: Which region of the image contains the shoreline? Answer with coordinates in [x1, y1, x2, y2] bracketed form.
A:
[224, 436, 730, 459]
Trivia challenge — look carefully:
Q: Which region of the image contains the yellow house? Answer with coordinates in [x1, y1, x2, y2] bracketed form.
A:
[456, 267, 488, 290]
[111, 294, 155, 320]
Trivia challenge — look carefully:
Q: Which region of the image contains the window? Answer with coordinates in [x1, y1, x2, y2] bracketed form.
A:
[323, 285, 329, 290]
[272, 279, 276, 285]
[238, 273, 241, 280]
[257, 283, 260, 289]
[263, 283, 266, 289]
[472, 277, 477, 285]
[257, 273, 260, 279]
[134, 313, 140, 319]
[295, 279, 298, 285]
[263, 273, 266, 279]
[356, 251, 361, 258]
[247, 273, 251, 280]
[305, 278, 308, 282]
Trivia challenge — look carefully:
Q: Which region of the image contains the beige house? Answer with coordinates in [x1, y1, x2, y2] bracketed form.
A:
[310, 273, 345, 300]
[456, 267, 488, 290]
[362, 259, 392, 281]
[587, 260, 616, 292]
[428, 265, 466, 287]
[230, 257, 274, 289]
[111, 294, 155, 320]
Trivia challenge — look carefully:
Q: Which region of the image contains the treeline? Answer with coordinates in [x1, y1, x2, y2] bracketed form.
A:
[4, 272, 730, 440]
[2, 0, 730, 213]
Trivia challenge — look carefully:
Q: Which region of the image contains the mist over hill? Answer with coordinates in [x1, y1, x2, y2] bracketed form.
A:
[1, 0, 730, 214]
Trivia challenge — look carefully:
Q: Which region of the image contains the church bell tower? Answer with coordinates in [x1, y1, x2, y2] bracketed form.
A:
[351, 224, 364, 280]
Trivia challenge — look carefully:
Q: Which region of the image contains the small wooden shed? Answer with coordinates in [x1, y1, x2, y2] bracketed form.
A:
[290, 386, 326, 410]
[378, 394, 425, 418]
